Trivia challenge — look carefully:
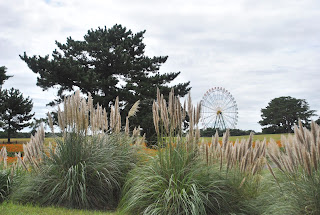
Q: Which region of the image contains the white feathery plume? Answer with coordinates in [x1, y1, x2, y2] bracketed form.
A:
[128, 100, 140, 118]
[47, 112, 54, 133]
[125, 117, 129, 135]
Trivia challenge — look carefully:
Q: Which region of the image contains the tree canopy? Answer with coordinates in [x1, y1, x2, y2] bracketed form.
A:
[20, 24, 190, 143]
[0, 66, 12, 87]
[259, 96, 316, 134]
[0, 88, 34, 142]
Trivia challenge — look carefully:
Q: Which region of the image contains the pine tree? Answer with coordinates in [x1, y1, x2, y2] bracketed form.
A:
[259, 96, 316, 133]
[0, 88, 34, 142]
[0, 66, 12, 128]
[20, 24, 190, 143]
[0, 66, 12, 87]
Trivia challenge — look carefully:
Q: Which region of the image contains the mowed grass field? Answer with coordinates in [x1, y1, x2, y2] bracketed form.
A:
[0, 133, 286, 145]
[202, 133, 285, 142]
[0, 202, 117, 215]
[0, 137, 55, 145]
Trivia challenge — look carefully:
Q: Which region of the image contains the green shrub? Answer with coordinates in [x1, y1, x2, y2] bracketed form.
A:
[12, 132, 137, 210]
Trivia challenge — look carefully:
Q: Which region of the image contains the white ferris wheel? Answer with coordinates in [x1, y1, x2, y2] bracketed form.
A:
[200, 87, 238, 130]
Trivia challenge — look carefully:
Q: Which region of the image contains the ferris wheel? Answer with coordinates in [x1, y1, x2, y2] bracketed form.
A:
[200, 87, 238, 130]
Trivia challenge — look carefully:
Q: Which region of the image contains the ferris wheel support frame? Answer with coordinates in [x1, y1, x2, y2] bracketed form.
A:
[214, 113, 227, 130]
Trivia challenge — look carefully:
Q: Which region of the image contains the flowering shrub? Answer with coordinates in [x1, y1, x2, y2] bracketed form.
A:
[0, 144, 23, 153]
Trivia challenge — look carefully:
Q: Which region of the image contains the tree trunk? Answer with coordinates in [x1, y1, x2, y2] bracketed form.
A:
[8, 120, 11, 143]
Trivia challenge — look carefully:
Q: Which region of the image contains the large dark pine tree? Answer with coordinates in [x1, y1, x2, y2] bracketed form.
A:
[20, 24, 190, 143]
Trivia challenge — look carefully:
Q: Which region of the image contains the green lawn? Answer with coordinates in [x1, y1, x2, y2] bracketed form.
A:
[0, 202, 118, 215]
[0, 133, 287, 145]
[0, 137, 55, 145]
[201, 133, 287, 142]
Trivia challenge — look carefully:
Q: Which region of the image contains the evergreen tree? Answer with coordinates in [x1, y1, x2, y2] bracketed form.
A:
[259, 96, 315, 134]
[20, 24, 190, 143]
[0, 66, 12, 87]
[0, 88, 34, 142]
[29, 117, 48, 135]
[0, 66, 12, 128]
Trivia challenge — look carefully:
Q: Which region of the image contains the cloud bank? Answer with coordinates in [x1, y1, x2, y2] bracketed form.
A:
[1, 0, 319, 131]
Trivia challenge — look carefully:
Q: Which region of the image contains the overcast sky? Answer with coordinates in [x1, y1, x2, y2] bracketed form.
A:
[1, 0, 320, 132]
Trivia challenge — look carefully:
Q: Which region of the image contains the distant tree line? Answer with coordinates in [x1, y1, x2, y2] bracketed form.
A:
[0, 131, 31, 139]
[200, 128, 256, 137]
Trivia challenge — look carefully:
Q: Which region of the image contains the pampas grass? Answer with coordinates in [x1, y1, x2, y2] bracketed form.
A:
[0, 147, 7, 168]
[119, 141, 235, 215]
[264, 120, 320, 214]
[8, 87, 320, 214]
[119, 88, 269, 214]
[0, 148, 24, 203]
[12, 132, 137, 210]
[11, 90, 140, 211]
[119, 89, 239, 215]
[152, 88, 201, 147]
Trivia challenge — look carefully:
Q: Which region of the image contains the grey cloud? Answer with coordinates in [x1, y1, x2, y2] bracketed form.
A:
[0, 39, 20, 60]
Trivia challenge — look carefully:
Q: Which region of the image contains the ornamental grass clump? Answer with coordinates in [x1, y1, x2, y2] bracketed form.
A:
[119, 142, 235, 215]
[199, 130, 266, 175]
[0, 146, 24, 203]
[0, 147, 10, 203]
[152, 88, 201, 147]
[198, 130, 268, 214]
[120, 89, 260, 215]
[265, 120, 320, 214]
[12, 132, 136, 210]
[12, 90, 139, 210]
[0, 167, 11, 203]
